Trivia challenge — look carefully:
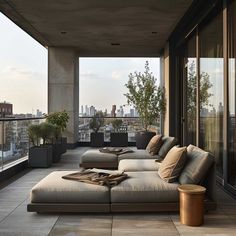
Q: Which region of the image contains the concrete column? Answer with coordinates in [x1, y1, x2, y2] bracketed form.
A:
[163, 43, 170, 136]
[48, 47, 79, 146]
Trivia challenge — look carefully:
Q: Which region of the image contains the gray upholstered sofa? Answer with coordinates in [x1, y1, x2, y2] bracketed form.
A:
[80, 136, 178, 168]
[27, 143, 216, 213]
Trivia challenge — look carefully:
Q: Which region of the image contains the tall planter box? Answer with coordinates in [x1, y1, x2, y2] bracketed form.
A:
[135, 131, 156, 149]
[91, 132, 104, 147]
[28, 146, 52, 168]
[61, 137, 67, 153]
[51, 143, 62, 163]
[110, 133, 128, 147]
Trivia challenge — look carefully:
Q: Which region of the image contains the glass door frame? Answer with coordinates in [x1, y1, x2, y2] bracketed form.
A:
[179, 0, 236, 196]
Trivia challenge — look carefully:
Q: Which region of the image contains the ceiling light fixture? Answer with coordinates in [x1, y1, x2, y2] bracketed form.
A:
[61, 31, 67, 34]
[111, 43, 120, 46]
[151, 31, 157, 34]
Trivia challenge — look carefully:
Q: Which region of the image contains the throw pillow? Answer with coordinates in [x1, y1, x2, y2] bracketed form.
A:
[179, 145, 214, 185]
[158, 136, 178, 158]
[146, 135, 162, 155]
[158, 146, 187, 183]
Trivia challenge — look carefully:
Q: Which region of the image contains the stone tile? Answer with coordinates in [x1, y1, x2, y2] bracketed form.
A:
[112, 214, 178, 235]
[49, 214, 112, 236]
[171, 212, 236, 235]
[49, 227, 111, 236]
[0, 204, 59, 235]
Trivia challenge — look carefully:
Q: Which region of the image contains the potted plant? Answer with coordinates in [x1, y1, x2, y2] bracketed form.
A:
[28, 122, 54, 168]
[124, 61, 166, 149]
[89, 111, 105, 147]
[46, 110, 69, 153]
[110, 119, 128, 147]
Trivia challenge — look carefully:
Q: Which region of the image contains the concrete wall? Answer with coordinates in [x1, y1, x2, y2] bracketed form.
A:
[48, 47, 79, 145]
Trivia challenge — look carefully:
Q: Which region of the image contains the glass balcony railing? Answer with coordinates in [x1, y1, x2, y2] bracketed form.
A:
[78, 116, 161, 142]
[0, 117, 45, 171]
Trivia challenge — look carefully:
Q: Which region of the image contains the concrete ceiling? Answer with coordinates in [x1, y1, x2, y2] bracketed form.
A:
[0, 0, 193, 56]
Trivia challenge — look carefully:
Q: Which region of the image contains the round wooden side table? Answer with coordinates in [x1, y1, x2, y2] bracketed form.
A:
[178, 184, 206, 226]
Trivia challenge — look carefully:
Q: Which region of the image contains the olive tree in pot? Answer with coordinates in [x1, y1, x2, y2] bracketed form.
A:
[89, 111, 105, 147]
[46, 110, 69, 153]
[124, 61, 166, 149]
[110, 119, 128, 147]
[28, 122, 54, 168]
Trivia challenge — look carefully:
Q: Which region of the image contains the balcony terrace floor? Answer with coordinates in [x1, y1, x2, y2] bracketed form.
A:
[0, 147, 235, 236]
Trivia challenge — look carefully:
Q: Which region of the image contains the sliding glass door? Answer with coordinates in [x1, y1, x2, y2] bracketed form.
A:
[199, 11, 224, 176]
[228, 0, 236, 188]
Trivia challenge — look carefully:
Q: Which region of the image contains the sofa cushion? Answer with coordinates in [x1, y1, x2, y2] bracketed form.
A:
[158, 136, 178, 158]
[30, 171, 110, 203]
[111, 171, 179, 203]
[118, 149, 160, 161]
[80, 149, 117, 163]
[158, 146, 187, 183]
[179, 145, 214, 185]
[118, 159, 161, 172]
[146, 135, 162, 155]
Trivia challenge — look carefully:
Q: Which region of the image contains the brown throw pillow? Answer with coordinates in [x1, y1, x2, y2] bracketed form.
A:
[158, 146, 187, 183]
[146, 135, 162, 155]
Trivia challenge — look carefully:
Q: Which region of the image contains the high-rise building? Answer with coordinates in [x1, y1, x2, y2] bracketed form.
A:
[90, 106, 95, 116]
[0, 101, 13, 118]
[117, 106, 124, 117]
[130, 108, 135, 117]
[111, 105, 116, 117]
[81, 105, 84, 115]
[36, 109, 43, 117]
[85, 105, 89, 116]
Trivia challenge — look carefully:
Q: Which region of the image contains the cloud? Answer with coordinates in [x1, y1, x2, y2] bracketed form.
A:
[111, 71, 122, 80]
[2, 66, 46, 82]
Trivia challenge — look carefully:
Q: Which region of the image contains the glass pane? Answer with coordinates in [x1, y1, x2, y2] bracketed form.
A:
[185, 35, 197, 145]
[228, 0, 236, 187]
[199, 11, 224, 176]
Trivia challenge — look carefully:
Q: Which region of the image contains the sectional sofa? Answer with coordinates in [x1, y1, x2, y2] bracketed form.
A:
[79, 136, 178, 169]
[27, 137, 216, 213]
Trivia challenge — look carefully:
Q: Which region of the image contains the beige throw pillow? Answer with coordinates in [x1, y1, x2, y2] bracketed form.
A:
[158, 146, 187, 183]
[146, 135, 162, 155]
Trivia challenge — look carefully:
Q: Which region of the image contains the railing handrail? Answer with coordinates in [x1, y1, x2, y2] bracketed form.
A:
[0, 116, 46, 122]
[79, 116, 139, 119]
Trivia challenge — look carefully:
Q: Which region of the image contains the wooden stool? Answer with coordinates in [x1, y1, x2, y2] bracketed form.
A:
[178, 184, 206, 226]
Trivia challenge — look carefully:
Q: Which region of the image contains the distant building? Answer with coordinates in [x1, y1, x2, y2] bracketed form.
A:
[0, 101, 13, 118]
[81, 105, 84, 115]
[117, 106, 124, 117]
[90, 106, 96, 116]
[85, 105, 89, 116]
[130, 108, 135, 117]
[111, 105, 116, 117]
[36, 109, 43, 117]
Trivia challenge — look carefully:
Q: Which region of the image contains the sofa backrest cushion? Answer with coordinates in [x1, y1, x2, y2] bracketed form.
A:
[179, 144, 214, 185]
[146, 135, 163, 155]
[158, 146, 187, 183]
[158, 136, 178, 158]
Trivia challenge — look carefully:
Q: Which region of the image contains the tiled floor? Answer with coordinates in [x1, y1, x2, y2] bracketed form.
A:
[0, 147, 236, 236]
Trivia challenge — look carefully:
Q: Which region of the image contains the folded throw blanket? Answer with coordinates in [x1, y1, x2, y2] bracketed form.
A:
[99, 147, 134, 155]
[62, 168, 128, 187]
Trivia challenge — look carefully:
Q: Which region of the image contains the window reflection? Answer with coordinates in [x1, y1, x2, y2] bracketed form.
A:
[199, 11, 224, 176]
[184, 35, 197, 145]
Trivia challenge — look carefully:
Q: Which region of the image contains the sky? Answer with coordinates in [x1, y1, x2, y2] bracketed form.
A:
[79, 58, 160, 114]
[0, 13, 47, 114]
[0, 12, 160, 115]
